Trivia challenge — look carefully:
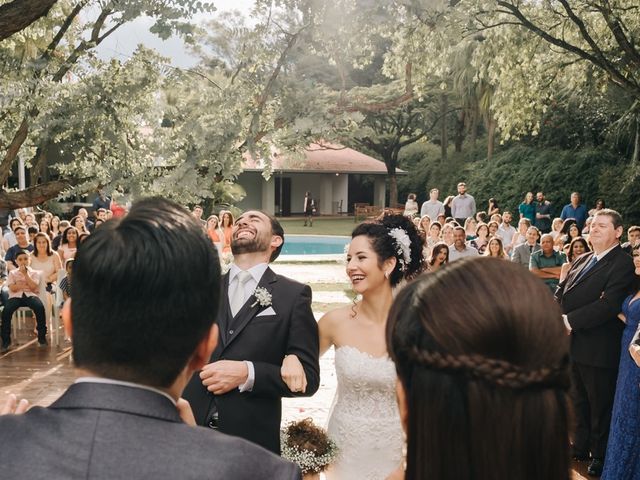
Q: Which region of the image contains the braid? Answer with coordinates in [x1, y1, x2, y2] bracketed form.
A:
[407, 346, 570, 390]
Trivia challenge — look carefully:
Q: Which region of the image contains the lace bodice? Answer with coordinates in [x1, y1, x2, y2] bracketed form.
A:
[326, 346, 404, 480]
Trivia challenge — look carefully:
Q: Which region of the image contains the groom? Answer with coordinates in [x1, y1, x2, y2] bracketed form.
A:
[184, 210, 320, 454]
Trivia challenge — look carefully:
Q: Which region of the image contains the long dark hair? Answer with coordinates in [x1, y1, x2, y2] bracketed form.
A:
[428, 242, 449, 266]
[567, 236, 590, 262]
[351, 214, 423, 286]
[387, 257, 571, 480]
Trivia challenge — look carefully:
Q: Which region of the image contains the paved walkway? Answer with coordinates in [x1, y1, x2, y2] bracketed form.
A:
[0, 262, 588, 478]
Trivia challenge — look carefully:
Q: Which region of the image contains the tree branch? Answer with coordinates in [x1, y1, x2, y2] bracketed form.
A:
[0, 0, 58, 41]
[0, 179, 71, 209]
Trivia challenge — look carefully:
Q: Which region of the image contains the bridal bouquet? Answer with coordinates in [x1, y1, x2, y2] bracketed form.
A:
[280, 418, 338, 479]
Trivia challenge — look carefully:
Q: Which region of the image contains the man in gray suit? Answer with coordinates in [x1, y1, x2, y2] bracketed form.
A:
[511, 226, 541, 268]
[0, 198, 300, 480]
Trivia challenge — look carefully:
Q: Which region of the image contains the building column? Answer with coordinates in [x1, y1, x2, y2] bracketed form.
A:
[261, 176, 275, 215]
[373, 177, 386, 208]
[320, 175, 333, 215]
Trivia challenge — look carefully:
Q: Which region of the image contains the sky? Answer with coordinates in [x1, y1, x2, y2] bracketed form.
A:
[96, 0, 256, 68]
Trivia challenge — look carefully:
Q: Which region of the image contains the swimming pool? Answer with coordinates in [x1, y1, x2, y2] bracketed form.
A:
[281, 235, 350, 255]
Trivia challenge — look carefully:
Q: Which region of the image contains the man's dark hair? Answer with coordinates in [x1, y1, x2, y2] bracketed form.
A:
[265, 211, 285, 262]
[71, 197, 221, 387]
[27, 226, 38, 235]
[13, 226, 26, 234]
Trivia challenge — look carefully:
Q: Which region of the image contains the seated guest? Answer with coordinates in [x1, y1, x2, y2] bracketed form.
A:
[0, 257, 8, 307]
[621, 225, 640, 254]
[0, 198, 300, 479]
[484, 236, 507, 259]
[1, 218, 22, 252]
[426, 242, 449, 272]
[27, 226, 38, 244]
[387, 257, 571, 480]
[470, 223, 489, 255]
[511, 226, 541, 268]
[30, 233, 62, 293]
[58, 226, 79, 264]
[1, 250, 47, 351]
[59, 258, 73, 303]
[448, 227, 478, 262]
[559, 237, 591, 283]
[511, 217, 531, 251]
[4, 226, 33, 271]
[530, 233, 566, 292]
[52, 220, 70, 251]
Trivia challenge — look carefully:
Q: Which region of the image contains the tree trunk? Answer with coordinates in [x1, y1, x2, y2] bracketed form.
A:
[388, 172, 398, 209]
[454, 110, 465, 152]
[0, 179, 69, 209]
[440, 93, 448, 162]
[486, 115, 497, 160]
[470, 106, 478, 147]
[0, 0, 58, 41]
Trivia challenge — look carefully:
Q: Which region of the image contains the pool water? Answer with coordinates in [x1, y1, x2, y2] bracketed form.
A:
[281, 235, 350, 255]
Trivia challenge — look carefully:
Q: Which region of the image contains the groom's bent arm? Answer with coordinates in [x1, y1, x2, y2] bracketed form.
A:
[252, 284, 320, 398]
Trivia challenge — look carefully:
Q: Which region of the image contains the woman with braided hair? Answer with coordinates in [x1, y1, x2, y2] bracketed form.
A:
[387, 257, 571, 480]
[281, 214, 423, 479]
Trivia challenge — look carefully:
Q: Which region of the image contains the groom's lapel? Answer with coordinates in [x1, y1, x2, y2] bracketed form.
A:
[218, 273, 233, 348]
[223, 267, 278, 351]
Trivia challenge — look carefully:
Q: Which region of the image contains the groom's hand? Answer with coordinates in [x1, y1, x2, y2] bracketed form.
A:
[200, 360, 248, 395]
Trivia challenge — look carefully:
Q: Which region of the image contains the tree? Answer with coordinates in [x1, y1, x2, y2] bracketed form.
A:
[0, 0, 214, 208]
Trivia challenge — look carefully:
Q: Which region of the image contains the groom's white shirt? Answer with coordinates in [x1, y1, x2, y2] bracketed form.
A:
[228, 262, 269, 392]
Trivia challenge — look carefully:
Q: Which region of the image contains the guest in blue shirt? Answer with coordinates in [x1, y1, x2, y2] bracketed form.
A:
[560, 192, 588, 230]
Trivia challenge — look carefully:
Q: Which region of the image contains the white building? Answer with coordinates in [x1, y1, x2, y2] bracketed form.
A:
[236, 143, 400, 216]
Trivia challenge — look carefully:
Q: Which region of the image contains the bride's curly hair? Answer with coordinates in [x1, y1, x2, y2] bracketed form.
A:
[351, 214, 424, 286]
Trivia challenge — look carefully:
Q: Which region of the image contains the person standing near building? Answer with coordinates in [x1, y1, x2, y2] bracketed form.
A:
[420, 188, 444, 221]
[450, 182, 476, 226]
[303, 191, 315, 227]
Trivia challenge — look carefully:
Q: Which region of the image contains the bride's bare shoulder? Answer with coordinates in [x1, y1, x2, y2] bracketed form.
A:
[319, 305, 354, 327]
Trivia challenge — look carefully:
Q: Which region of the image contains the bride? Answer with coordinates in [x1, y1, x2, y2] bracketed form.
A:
[282, 214, 424, 479]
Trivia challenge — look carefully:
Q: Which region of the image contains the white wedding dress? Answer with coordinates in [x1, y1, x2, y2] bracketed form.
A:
[326, 345, 404, 479]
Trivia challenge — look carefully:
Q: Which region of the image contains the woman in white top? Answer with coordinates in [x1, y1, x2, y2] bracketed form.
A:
[282, 215, 424, 480]
[30, 233, 62, 291]
[511, 217, 531, 251]
[403, 193, 419, 218]
[58, 226, 79, 264]
[2, 218, 22, 252]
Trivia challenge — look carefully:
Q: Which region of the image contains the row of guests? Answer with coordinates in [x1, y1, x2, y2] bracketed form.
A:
[405, 183, 607, 234]
[190, 205, 235, 254]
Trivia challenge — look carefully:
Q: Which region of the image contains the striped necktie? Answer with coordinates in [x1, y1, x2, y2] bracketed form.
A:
[574, 256, 598, 284]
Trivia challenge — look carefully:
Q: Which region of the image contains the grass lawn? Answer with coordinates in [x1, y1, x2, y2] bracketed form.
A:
[279, 217, 357, 236]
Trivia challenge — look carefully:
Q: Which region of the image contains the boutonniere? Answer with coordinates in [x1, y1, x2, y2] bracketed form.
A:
[251, 287, 272, 308]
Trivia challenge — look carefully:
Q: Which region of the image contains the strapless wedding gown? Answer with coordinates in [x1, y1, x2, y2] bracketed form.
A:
[326, 346, 404, 479]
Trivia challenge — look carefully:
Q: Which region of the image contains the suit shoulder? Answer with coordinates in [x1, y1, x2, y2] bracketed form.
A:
[184, 426, 299, 476]
[275, 273, 309, 292]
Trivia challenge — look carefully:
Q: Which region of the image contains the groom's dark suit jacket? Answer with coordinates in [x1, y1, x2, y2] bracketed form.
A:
[0, 382, 300, 479]
[184, 267, 320, 454]
[555, 245, 635, 368]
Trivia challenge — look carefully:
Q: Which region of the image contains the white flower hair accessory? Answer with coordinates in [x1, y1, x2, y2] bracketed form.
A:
[388, 227, 412, 272]
[251, 287, 272, 308]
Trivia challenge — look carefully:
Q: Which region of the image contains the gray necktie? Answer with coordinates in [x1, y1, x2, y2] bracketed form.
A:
[230, 270, 252, 317]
